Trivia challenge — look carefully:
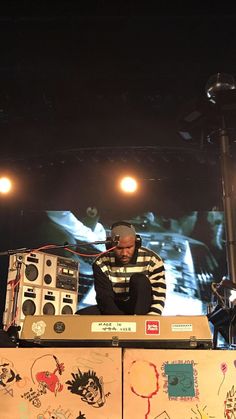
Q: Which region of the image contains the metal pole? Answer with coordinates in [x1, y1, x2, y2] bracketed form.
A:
[219, 116, 236, 284]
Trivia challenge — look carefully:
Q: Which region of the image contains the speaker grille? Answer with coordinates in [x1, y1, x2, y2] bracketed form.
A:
[43, 302, 56, 315]
[61, 305, 73, 314]
[44, 274, 52, 285]
[22, 300, 36, 316]
[25, 264, 39, 281]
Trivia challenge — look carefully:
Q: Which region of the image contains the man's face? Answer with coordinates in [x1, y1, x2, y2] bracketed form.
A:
[114, 235, 136, 265]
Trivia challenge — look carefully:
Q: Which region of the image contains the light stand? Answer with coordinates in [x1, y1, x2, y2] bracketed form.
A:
[205, 73, 236, 346]
[218, 116, 236, 287]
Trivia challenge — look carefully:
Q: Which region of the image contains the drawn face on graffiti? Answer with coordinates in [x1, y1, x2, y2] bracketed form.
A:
[78, 376, 102, 404]
[66, 369, 105, 407]
[31, 355, 64, 396]
[0, 363, 21, 387]
[36, 370, 63, 395]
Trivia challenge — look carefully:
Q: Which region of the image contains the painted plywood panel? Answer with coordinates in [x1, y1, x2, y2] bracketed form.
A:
[0, 347, 122, 419]
[123, 348, 236, 419]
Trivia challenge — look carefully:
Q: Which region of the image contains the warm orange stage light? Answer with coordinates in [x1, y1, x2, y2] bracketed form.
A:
[120, 176, 138, 193]
[0, 177, 12, 194]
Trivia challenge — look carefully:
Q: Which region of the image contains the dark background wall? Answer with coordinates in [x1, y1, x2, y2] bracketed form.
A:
[0, 1, 236, 326]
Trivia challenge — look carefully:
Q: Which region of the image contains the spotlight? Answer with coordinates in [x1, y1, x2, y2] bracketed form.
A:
[120, 176, 138, 193]
[205, 72, 236, 102]
[0, 177, 12, 194]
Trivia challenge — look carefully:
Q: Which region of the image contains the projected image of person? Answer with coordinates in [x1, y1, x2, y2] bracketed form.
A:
[46, 208, 106, 252]
[90, 221, 166, 315]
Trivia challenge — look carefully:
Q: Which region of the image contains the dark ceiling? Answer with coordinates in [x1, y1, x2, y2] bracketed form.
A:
[0, 1, 236, 212]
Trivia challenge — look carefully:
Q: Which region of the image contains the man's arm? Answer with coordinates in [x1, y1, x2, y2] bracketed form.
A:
[148, 256, 166, 315]
[93, 263, 124, 315]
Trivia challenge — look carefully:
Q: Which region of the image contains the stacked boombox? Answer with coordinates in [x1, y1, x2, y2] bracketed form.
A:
[3, 251, 79, 335]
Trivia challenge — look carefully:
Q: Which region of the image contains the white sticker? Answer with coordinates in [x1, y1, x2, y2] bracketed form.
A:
[32, 320, 46, 336]
[171, 323, 193, 332]
[91, 321, 136, 333]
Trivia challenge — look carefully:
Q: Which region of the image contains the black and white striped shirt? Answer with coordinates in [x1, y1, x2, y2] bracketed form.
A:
[93, 246, 166, 315]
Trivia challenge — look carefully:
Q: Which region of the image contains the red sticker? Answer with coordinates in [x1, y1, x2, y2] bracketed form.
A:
[145, 320, 160, 335]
